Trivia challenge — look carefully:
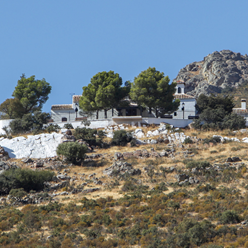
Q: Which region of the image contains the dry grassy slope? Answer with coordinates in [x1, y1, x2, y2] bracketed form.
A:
[3, 127, 248, 247]
[11, 127, 248, 203]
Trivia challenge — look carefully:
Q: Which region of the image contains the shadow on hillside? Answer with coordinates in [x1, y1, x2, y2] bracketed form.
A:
[2, 146, 15, 158]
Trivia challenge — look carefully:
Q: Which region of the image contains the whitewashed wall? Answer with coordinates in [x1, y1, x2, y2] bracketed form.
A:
[142, 117, 194, 128]
[173, 98, 196, 119]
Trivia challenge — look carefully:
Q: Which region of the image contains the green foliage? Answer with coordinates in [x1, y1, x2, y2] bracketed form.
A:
[219, 210, 240, 224]
[81, 119, 91, 126]
[0, 168, 54, 194]
[196, 94, 234, 114]
[79, 71, 127, 119]
[45, 123, 61, 133]
[12, 74, 52, 114]
[130, 67, 180, 117]
[186, 160, 211, 169]
[203, 136, 221, 144]
[63, 123, 74, 129]
[56, 142, 87, 163]
[111, 130, 132, 146]
[9, 111, 50, 135]
[9, 188, 27, 199]
[73, 127, 104, 146]
[194, 94, 245, 130]
[0, 98, 25, 119]
[184, 137, 193, 144]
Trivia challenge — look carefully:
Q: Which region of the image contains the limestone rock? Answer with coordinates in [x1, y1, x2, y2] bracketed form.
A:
[174, 50, 248, 97]
[103, 161, 141, 177]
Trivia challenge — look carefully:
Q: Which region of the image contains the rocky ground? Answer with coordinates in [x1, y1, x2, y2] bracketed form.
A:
[174, 50, 248, 97]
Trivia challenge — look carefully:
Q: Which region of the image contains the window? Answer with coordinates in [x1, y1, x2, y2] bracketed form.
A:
[178, 87, 181, 93]
[174, 112, 177, 116]
[62, 117, 67, 122]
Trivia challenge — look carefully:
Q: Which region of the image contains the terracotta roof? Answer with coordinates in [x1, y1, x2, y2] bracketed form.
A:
[174, 93, 195, 99]
[51, 104, 73, 110]
[232, 108, 248, 114]
[73, 95, 81, 103]
[176, 80, 185, 84]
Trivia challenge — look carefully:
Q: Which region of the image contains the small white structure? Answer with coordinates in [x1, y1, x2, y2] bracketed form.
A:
[173, 81, 197, 120]
[233, 99, 248, 122]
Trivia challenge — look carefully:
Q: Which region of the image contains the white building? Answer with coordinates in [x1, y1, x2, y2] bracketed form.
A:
[50, 81, 197, 128]
[173, 81, 197, 120]
[233, 99, 248, 122]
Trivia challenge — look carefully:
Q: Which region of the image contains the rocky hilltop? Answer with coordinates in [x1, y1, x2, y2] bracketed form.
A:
[174, 50, 248, 97]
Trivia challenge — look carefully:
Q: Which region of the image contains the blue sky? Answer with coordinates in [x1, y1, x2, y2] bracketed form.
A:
[0, 1, 247, 113]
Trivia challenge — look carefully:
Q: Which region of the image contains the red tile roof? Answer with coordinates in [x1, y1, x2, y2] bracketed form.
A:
[73, 95, 81, 103]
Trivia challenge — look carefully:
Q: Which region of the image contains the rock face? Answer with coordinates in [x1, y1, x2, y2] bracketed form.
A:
[0, 133, 63, 159]
[174, 50, 248, 97]
[103, 161, 141, 177]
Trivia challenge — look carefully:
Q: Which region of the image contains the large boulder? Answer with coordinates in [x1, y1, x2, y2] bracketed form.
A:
[174, 50, 248, 98]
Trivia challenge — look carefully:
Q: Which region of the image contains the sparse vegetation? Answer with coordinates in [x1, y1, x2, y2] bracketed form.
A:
[1, 125, 248, 247]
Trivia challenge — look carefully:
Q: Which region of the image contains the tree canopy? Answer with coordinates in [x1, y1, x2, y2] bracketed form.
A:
[79, 71, 128, 118]
[194, 94, 245, 130]
[12, 74, 52, 114]
[129, 67, 180, 117]
[0, 98, 25, 119]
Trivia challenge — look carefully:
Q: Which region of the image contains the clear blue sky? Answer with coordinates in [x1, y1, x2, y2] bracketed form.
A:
[0, 1, 247, 113]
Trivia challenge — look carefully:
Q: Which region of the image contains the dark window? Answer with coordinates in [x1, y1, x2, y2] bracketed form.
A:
[126, 108, 137, 116]
[174, 112, 177, 116]
[188, 116, 199, 119]
[178, 87, 181, 93]
[62, 117, 67, 122]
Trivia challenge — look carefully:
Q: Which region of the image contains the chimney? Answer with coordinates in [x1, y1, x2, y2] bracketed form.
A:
[241, 99, 246, 109]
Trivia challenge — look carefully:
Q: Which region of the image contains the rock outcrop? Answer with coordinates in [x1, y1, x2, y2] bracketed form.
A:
[103, 161, 141, 177]
[174, 50, 248, 97]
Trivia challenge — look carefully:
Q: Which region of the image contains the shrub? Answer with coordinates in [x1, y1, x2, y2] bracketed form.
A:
[9, 188, 27, 199]
[73, 127, 99, 146]
[186, 160, 211, 170]
[46, 123, 61, 133]
[184, 137, 193, 144]
[203, 136, 221, 145]
[63, 123, 74, 129]
[0, 168, 54, 194]
[56, 142, 87, 164]
[111, 130, 132, 146]
[9, 111, 50, 135]
[220, 210, 240, 224]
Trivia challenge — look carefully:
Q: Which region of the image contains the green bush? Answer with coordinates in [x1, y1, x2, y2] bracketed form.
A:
[203, 136, 221, 145]
[63, 123, 74, 129]
[220, 210, 240, 224]
[46, 123, 61, 133]
[0, 168, 54, 194]
[56, 142, 87, 164]
[9, 188, 27, 199]
[184, 137, 193, 144]
[186, 160, 211, 170]
[10, 111, 50, 135]
[111, 130, 132, 146]
[71, 127, 105, 147]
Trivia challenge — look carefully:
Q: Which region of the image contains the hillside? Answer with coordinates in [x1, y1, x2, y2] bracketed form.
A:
[174, 50, 248, 107]
[1, 126, 248, 247]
